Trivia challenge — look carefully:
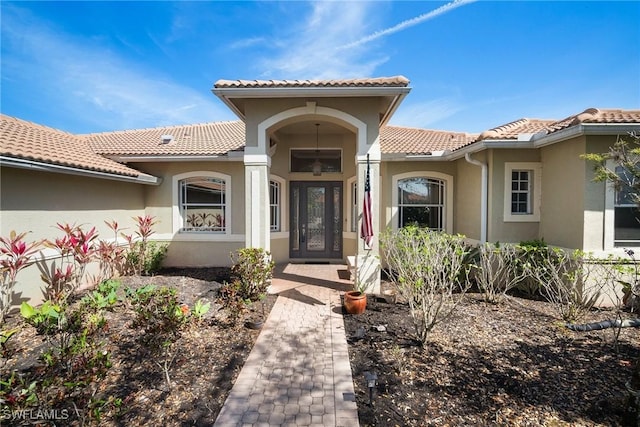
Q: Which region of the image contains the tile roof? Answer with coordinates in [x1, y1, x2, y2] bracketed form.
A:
[380, 126, 476, 154]
[547, 108, 640, 133]
[476, 118, 556, 141]
[0, 115, 152, 178]
[86, 121, 245, 156]
[214, 76, 410, 89]
[474, 108, 640, 143]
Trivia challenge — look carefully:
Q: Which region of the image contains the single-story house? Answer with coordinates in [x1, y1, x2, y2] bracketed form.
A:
[2, 76, 640, 306]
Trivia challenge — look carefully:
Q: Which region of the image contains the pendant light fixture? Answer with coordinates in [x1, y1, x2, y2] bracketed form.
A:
[312, 123, 322, 176]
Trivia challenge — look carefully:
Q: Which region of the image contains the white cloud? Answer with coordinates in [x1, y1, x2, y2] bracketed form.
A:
[1, 5, 231, 132]
[258, 0, 476, 79]
[390, 98, 464, 130]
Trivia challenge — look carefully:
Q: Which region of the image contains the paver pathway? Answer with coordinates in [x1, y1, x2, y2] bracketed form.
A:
[213, 263, 360, 427]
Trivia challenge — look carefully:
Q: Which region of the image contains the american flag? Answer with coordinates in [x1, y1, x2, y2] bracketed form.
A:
[360, 154, 373, 248]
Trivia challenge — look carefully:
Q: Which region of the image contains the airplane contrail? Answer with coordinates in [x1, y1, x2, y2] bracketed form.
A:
[338, 0, 478, 50]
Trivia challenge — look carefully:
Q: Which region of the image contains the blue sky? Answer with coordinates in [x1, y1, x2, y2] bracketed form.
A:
[1, 1, 638, 134]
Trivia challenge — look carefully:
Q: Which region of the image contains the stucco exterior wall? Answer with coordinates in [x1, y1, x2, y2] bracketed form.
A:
[538, 137, 586, 249]
[0, 167, 147, 308]
[130, 161, 245, 266]
[488, 149, 541, 243]
[454, 155, 484, 241]
[582, 135, 623, 251]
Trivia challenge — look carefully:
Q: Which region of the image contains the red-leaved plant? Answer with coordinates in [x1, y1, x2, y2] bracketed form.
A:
[39, 223, 98, 302]
[0, 231, 41, 324]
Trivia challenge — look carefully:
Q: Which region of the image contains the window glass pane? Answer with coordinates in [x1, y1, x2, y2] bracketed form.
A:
[398, 178, 442, 205]
[351, 182, 357, 232]
[397, 177, 445, 229]
[290, 150, 341, 173]
[269, 180, 280, 232]
[183, 207, 225, 232]
[399, 206, 442, 230]
[180, 177, 226, 232]
[615, 206, 640, 245]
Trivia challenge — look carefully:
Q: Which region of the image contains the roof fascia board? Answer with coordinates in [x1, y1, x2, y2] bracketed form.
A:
[0, 156, 161, 185]
[213, 86, 411, 99]
[380, 91, 410, 126]
[446, 140, 535, 160]
[107, 155, 244, 163]
[533, 123, 640, 148]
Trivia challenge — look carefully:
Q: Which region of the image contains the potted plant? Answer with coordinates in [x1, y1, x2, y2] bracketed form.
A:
[344, 256, 373, 314]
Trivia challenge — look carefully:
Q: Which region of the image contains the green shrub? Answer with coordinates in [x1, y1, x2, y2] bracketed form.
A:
[126, 241, 168, 276]
[380, 226, 471, 346]
[514, 238, 551, 297]
[81, 279, 121, 311]
[230, 248, 275, 303]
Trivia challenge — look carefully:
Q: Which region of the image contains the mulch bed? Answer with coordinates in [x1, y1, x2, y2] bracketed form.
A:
[5, 269, 640, 426]
[1, 267, 275, 426]
[343, 288, 640, 426]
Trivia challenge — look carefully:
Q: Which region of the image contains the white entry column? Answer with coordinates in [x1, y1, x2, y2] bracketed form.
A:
[356, 151, 381, 294]
[244, 154, 270, 251]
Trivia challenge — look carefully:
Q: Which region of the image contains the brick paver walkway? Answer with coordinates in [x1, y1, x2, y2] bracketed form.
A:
[213, 263, 360, 427]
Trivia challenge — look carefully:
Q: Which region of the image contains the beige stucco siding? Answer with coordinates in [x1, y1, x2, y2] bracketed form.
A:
[581, 135, 622, 251]
[488, 149, 540, 243]
[130, 161, 245, 266]
[0, 167, 147, 308]
[455, 156, 483, 241]
[244, 97, 383, 148]
[1, 167, 146, 241]
[539, 137, 586, 249]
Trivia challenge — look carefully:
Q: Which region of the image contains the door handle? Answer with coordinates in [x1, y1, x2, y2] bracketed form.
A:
[301, 224, 306, 243]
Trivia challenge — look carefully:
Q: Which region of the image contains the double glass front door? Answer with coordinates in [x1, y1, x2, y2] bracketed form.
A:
[290, 181, 342, 259]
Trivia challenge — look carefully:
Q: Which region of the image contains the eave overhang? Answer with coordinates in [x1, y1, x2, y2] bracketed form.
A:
[212, 85, 411, 126]
[105, 152, 244, 163]
[0, 156, 161, 185]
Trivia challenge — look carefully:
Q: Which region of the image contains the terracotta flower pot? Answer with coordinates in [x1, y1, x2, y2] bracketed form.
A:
[344, 291, 367, 314]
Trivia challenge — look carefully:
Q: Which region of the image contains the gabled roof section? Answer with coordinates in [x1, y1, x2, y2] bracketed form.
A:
[86, 121, 245, 157]
[213, 76, 411, 126]
[547, 108, 640, 134]
[380, 126, 476, 155]
[214, 76, 411, 89]
[0, 115, 157, 183]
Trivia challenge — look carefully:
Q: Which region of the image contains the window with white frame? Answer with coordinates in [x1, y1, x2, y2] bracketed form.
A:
[179, 176, 226, 232]
[351, 180, 357, 232]
[511, 170, 532, 214]
[504, 162, 541, 222]
[270, 180, 281, 232]
[397, 177, 445, 230]
[614, 166, 640, 246]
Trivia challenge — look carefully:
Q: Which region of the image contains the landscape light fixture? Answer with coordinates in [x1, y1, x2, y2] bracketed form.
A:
[364, 371, 378, 406]
[312, 123, 322, 176]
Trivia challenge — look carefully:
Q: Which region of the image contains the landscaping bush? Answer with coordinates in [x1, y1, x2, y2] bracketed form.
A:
[474, 242, 526, 303]
[514, 238, 550, 297]
[526, 248, 607, 322]
[0, 231, 41, 324]
[380, 226, 471, 346]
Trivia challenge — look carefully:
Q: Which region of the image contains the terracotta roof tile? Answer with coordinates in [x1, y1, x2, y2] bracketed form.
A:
[86, 121, 245, 156]
[475, 118, 555, 141]
[547, 108, 640, 133]
[214, 76, 410, 89]
[380, 126, 475, 154]
[0, 115, 150, 178]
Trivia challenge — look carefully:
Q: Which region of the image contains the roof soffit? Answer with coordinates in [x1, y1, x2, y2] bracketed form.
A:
[212, 77, 411, 124]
